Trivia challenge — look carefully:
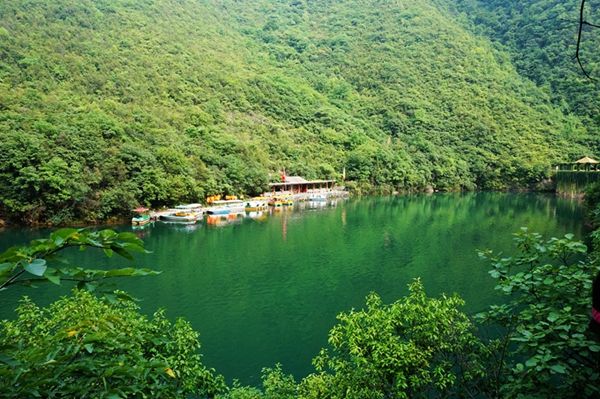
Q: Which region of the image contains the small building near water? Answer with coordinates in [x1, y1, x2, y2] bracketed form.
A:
[268, 176, 336, 194]
[555, 156, 600, 196]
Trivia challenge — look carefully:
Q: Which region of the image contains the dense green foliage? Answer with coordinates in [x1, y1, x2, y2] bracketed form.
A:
[439, 0, 600, 150]
[0, 290, 226, 398]
[310, 280, 489, 398]
[0, 0, 593, 224]
[0, 229, 224, 398]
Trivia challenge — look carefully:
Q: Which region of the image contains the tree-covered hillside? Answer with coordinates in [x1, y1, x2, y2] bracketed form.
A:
[440, 0, 600, 148]
[0, 0, 591, 224]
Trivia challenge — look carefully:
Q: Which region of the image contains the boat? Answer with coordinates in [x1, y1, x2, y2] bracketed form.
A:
[206, 200, 245, 215]
[206, 195, 221, 204]
[175, 203, 203, 211]
[268, 195, 293, 207]
[132, 214, 152, 226]
[159, 210, 201, 223]
[245, 197, 268, 211]
[131, 207, 152, 226]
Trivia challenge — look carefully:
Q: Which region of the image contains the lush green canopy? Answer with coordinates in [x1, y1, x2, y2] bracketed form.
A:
[439, 0, 600, 148]
[0, 290, 226, 398]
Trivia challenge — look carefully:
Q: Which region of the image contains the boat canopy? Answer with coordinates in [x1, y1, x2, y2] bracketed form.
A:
[175, 203, 203, 209]
[212, 200, 244, 205]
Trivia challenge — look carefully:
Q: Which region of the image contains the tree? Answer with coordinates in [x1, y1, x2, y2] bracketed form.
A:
[220, 280, 492, 399]
[0, 290, 226, 398]
[311, 279, 490, 399]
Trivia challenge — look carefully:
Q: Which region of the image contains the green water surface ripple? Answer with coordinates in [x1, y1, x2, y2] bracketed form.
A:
[0, 193, 586, 385]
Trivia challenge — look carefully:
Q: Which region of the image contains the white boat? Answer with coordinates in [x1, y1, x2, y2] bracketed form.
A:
[159, 210, 202, 223]
[245, 198, 268, 211]
[175, 203, 203, 211]
[206, 200, 245, 215]
[132, 214, 152, 226]
[131, 207, 152, 226]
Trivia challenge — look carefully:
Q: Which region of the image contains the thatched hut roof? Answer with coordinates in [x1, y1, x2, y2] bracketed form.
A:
[574, 156, 599, 164]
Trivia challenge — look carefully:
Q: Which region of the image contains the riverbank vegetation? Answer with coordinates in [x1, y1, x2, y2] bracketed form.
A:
[0, 0, 597, 225]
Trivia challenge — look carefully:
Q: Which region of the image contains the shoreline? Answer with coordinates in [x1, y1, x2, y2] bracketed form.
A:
[0, 189, 581, 230]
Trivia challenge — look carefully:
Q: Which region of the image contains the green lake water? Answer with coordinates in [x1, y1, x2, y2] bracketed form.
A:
[0, 193, 587, 385]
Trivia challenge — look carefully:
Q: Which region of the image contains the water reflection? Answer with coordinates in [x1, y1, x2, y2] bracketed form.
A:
[206, 214, 244, 227]
[246, 211, 267, 221]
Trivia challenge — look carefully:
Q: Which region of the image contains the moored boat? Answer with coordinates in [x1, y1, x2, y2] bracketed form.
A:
[245, 197, 268, 211]
[269, 198, 283, 207]
[131, 207, 152, 226]
[160, 210, 201, 223]
[268, 195, 293, 207]
[175, 203, 203, 211]
[206, 200, 245, 215]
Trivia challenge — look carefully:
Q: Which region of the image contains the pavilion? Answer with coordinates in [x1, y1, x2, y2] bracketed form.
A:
[268, 176, 336, 194]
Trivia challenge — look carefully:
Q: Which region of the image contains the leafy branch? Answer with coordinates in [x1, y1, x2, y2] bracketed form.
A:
[479, 228, 600, 397]
[0, 228, 159, 292]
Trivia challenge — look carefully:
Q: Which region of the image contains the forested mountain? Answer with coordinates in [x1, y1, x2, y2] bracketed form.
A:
[439, 0, 600, 147]
[0, 0, 593, 224]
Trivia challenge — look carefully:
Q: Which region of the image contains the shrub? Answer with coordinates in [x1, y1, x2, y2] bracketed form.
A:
[0, 290, 226, 398]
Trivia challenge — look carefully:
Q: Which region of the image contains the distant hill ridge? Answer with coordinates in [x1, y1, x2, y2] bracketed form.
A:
[0, 0, 592, 224]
